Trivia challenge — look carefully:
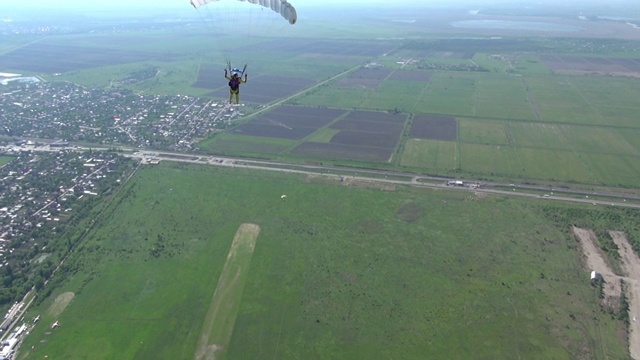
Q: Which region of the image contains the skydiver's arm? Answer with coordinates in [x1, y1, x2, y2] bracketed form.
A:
[241, 74, 247, 83]
[225, 75, 233, 80]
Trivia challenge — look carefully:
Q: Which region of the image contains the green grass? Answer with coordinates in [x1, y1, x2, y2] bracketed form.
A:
[304, 128, 340, 143]
[561, 126, 638, 155]
[50, 59, 210, 96]
[511, 54, 553, 75]
[416, 72, 476, 116]
[458, 118, 510, 145]
[517, 148, 595, 183]
[524, 75, 610, 125]
[459, 143, 522, 177]
[582, 153, 640, 187]
[19, 163, 628, 359]
[615, 128, 640, 155]
[507, 122, 570, 150]
[361, 80, 427, 113]
[471, 53, 512, 73]
[458, 123, 640, 184]
[474, 75, 537, 120]
[400, 139, 456, 169]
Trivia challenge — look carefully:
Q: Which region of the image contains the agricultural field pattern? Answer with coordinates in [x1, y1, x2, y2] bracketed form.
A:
[1, 2, 640, 359]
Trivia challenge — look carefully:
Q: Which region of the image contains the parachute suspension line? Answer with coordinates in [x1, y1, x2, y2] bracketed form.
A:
[192, 0, 298, 76]
[200, 2, 234, 68]
[193, 6, 224, 83]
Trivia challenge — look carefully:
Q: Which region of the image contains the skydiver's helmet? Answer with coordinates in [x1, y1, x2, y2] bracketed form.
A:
[231, 68, 243, 76]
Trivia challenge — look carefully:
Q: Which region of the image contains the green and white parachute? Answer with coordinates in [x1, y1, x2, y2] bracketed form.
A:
[190, 0, 297, 25]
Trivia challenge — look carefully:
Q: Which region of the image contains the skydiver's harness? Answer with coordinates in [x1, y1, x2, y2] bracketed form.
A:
[227, 62, 247, 93]
[229, 78, 240, 92]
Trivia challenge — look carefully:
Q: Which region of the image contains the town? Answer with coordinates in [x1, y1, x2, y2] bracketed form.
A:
[1, 80, 245, 152]
[0, 147, 136, 301]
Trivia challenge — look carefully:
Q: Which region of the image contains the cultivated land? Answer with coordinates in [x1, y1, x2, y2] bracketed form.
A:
[4, 4, 640, 359]
[4, 14, 639, 186]
[18, 163, 635, 359]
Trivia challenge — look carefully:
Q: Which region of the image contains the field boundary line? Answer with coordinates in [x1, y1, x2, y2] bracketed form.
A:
[237, 64, 364, 122]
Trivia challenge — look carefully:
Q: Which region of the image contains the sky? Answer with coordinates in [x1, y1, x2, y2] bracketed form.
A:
[2, 0, 638, 15]
[3, 0, 368, 8]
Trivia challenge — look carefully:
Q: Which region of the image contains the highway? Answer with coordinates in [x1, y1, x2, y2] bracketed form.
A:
[4, 143, 640, 209]
[126, 149, 640, 210]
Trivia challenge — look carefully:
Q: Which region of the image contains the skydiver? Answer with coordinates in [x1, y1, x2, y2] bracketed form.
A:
[225, 69, 247, 105]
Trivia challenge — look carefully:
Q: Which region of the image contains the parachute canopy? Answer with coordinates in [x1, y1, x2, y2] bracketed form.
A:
[190, 0, 297, 25]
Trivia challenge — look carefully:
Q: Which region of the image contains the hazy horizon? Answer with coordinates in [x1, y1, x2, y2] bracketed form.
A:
[4, 0, 640, 11]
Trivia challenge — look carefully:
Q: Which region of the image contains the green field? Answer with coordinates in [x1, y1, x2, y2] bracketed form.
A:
[416, 73, 476, 116]
[507, 122, 569, 150]
[458, 118, 510, 145]
[361, 80, 427, 113]
[459, 143, 522, 177]
[473, 75, 536, 120]
[6, 6, 640, 360]
[400, 139, 456, 169]
[10, 24, 638, 187]
[196, 223, 260, 360]
[19, 162, 629, 359]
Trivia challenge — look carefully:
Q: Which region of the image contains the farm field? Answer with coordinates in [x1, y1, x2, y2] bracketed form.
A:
[19, 162, 629, 359]
[2, 21, 639, 186]
[5, 5, 640, 360]
[400, 139, 456, 169]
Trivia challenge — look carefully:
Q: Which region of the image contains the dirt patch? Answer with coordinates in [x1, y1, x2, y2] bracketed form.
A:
[303, 174, 395, 191]
[343, 177, 396, 191]
[573, 227, 622, 309]
[574, 227, 640, 359]
[194, 223, 260, 360]
[609, 231, 640, 360]
[474, 192, 489, 199]
[352, 220, 384, 235]
[194, 343, 220, 360]
[47, 292, 75, 318]
[396, 202, 424, 222]
[304, 174, 348, 186]
[33, 253, 51, 264]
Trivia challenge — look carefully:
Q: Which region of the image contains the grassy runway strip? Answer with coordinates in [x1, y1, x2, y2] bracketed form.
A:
[195, 223, 261, 360]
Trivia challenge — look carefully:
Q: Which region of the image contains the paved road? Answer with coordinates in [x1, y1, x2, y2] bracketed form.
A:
[5, 143, 640, 209]
[126, 150, 640, 210]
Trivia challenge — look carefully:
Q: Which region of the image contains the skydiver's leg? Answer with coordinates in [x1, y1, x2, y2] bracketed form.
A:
[235, 92, 240, 104]
[229, 91, 233, 104]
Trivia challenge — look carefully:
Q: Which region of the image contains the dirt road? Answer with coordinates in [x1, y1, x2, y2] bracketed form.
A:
[574, 227, 640, 360]
[573, 227, 622, 308]
[610, 231, 640, 360]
